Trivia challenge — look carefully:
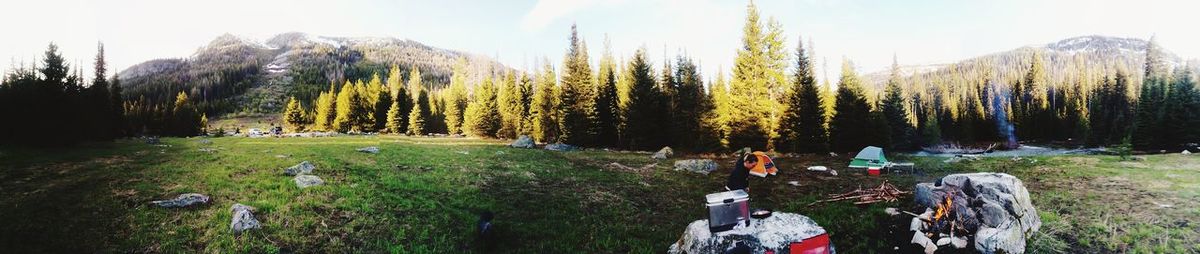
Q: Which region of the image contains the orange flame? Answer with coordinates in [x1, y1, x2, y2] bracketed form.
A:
[933, 196, 953, 221]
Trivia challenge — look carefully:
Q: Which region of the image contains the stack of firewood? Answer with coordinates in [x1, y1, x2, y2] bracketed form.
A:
[810, 180, 907, 205]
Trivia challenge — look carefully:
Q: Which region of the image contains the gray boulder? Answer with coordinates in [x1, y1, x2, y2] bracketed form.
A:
[668, 212, 833, 254]
[284, 161, 316, 176]
[294, 175, 325, 188]
[652, 146, 674, 159]
[150, 193, 210, 208]
[544, 143, 578, 152]
[357, 146, 380, 154]
[510, 135, 535, 148]
[917, 173, 1039, 254]
[673, 159, 718, 175]
[230, 203, 261, 235]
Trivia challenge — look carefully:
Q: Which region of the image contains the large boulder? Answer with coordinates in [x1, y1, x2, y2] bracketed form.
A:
[284, 161, 316, 176]
[668, 212, 833, 254]
[544, 143, 578, 152]
[294, 175, 325, 188]
[652, 146, 674, 159]
[150, 193, 210, 208]
[230, 203, 261, 235]
[510, 135, 535, 148]
[916, 173, 1039, 254]
[673, 159, 718, 175]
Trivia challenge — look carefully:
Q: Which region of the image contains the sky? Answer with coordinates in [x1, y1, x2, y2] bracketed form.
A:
[1, 0, 1198, 83]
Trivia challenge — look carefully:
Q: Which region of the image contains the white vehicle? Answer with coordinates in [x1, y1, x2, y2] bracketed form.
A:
[248, 128, 263, 136]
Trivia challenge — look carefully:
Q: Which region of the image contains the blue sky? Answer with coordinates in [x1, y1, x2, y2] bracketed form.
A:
[2, 0, 1197, 83]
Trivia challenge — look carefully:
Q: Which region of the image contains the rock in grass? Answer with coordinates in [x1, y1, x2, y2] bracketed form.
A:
[294, 175, 325, 188]
[668, 212, 831, 253]
[652, 146, 674, 159]
[673, 159, 718, 175]
[230, 203, 260, 235]
[284, 161, 316, 176]
[150, 193, 210, 208]
[357, 146, 380, 154]
[510, 135, 535, 148]
[544, 143, 578, 152]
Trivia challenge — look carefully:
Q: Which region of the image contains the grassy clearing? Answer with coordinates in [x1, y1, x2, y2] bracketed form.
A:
[0, 136, 1197, 253]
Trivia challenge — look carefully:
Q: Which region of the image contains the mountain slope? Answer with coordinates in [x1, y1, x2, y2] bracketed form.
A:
[118, 32, 508, 116]
[864, 35, 1183, 93]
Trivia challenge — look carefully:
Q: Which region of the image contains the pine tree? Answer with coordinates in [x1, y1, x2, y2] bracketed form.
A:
[1133, 37, 1169, 150]
[776, 37, 828, 153]
[171, 91, 201, 136]
[110, 74, 126, 137]
[727, 1, 775, 150]
[369, 72, 389, 132]
[710, 69, 733, 148]
[1164, 68, 1199, 148]
[497, 71, 522, 138]
[622, 48, 668, 150]
[444, 59, 469, 134]
[592, 37, 621, 147]
[283, 96, 307, 132]
[408, 90, 429, 135]
[313, 83, 337, 131]
[385, 99, 404, 134]
[829, 60, 874, 152]
[87, 42, 115, 140]
[530, 61, 558, 142]
[880, 56, 915, 150]
[557, 24, 595, 146]
[670, 55, 711, 151]
[352, 81, 375, 132]
[465, 76, 501, 137]
[333, 81, 356, 132]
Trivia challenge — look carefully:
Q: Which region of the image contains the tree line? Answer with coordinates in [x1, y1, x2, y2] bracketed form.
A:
[0, 43, 207, 146]
[4, 2, 1196, 152]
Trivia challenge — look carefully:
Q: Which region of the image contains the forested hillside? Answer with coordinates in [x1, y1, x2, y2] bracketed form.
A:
[117, 32, 508, 116]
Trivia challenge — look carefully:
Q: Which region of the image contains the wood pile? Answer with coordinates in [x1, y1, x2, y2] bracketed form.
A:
[809, 180, 907, 205]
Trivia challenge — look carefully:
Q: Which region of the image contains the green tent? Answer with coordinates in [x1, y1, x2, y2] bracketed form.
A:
[849, 146, 889, 168]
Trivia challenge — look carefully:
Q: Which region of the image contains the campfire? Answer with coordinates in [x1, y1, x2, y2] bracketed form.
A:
[906, 173, 1042, 254]
[909, 193, 972, 253]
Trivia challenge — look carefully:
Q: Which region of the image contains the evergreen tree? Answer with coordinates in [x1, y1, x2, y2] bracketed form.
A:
[171, 91, 202, 136]
[333, 81, 356, 132]
[710, 69, 733, 147]
[408, 90, 429, 135]
[385, 99, 404, 134]
[352, 81, 376, 132]
[313, 83, 337, 131]
[622, 48, 669, 150]
[557, 24, 595, 146]
[444, 59, 469, 134]
[670, 55, 712, 151]
[465, 77, 501, 137]
[110, 74, 126, 137]
[1164, 68, 1199, 148]
[530, 61, 558, 142]
[880, 56, 915, 150]
[497, 71, 522, 138]
[727, 1, 775, 150]
[829, 60, 874, 152]
[592, 38, 621, 147]
[776, 37, 828, 153]
[1133, 37, 1169, 150]
[370, 73, 390, 132]
[283, 97, 307, 132]
[87, 42, 115, 140]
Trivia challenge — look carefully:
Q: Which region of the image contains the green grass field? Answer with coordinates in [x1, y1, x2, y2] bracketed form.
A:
[1, 136, 1197, 253]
